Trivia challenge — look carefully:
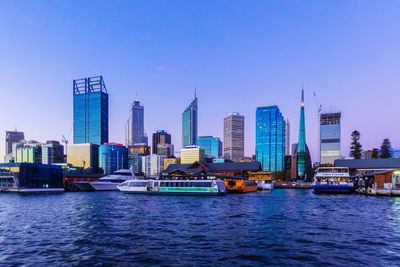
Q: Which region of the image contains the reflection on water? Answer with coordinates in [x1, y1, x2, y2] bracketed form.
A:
[0, 190, 400, 266]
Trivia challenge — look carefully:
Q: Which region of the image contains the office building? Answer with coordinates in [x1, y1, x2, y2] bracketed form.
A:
[67, 143, 99, 172]
[5, 130, 24, 156]
[73, 76, 109, 145]
[197, 136, 222, 159]
[182, 93, 198, 147]
[99, 143, 128, 175]
[181, 146, 205, 164]
[320, 112, 342, 165]
[285, 119, 290, 155]
[142, 155, 167, 177]
[126, 100, 148, 146]
[127, 143, 150, 175]
[224, 112, 245, 161]
[152, 130, 172, 154]
[156, 144, 174, 157]
[255, 106, 286, 172]
[14, 141, 42, 164]
[42, 141, 64, 164]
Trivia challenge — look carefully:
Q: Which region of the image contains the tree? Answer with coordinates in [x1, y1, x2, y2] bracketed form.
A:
[380, 138, 392, 158]
[371, 148, 379, 159]
[350, 130, 363, 159]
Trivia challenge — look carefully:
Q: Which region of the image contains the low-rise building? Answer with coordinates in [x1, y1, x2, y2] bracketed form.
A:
[181, 146, 205, 164]
[67, 143, 100, 173]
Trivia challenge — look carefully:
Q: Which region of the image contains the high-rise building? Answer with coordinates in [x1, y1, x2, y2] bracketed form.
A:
[152, 130, 172, 154]
[285, 119, 290, 156]
[126, 100, 148, 146]
[293, 88, 311, 180]
[14, 141, 42, 164]
[5, 130, 24, 156]
[127, 143, 150, 175]
[320, 112, 342, 165]
[182, 94, 198, 147]
[156, 144, 174, 157]
[67, 143, 100, 172]
[99, 143, 128, 175]
[181, 146, 205, 164]
[73, 76, 109, 145]
[197, 136, 222, 159]
[224, 112, 245, 161]
[256, 106, 286, 172]
[42, 141, 64, 164]
[142, 155, 167, 177]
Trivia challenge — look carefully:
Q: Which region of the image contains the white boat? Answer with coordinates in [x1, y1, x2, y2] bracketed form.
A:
[257, 181, 274, 190]
[313, 167, 354, 194]
[89, 169, 134, 191]
[117, 179, 226, 196]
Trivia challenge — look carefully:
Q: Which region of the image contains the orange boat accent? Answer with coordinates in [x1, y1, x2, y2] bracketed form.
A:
[224, 179, 258, 193]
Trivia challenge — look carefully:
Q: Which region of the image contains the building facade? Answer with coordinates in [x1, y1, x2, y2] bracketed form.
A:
[181, 146, 205, 164]
[285, 119, 290, 156]
[5, 130, 24, 156]
[99, 143, 128, 175]
[152, 130, 172, 155]
[256, 106, 286, 172]
[182, 94, 198, 147]
[142, 155, 167, 177]
[197, 136, 222, 159]
[156, 144, 174, 157]
[42, 141, 64, 164]
[320, 112, 341, 165]
[14, 142, 42, 164]
[126, 100, 148, 146]
[296, 89, 308, 179]
[73, 76, 109, 145]
[67, 143, 100, 172]
[224, 112, 245, 162]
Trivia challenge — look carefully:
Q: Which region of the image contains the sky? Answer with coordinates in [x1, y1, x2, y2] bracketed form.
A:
[0, 0, 399, 162]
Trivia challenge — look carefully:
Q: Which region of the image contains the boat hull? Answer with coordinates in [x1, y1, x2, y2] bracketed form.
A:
[73, 182, 95, 191]
[313, 185, 355, 194]
[119, 190, 225, 196]
[90, 182, 120, 191]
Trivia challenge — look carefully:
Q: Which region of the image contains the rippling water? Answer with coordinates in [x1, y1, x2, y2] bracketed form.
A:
[0, 190, 400, 266]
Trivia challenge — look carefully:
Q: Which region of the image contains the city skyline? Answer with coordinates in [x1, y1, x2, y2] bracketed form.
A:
[1, 1, 400, 162]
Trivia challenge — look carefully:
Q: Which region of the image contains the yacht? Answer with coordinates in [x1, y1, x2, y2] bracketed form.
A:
[89, 169, 134, 191]
[118, 179, 226, 196]
[313, 167, 354, 194]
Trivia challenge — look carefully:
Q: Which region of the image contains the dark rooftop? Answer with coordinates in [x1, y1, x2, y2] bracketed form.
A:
[164, 161, 261, 174]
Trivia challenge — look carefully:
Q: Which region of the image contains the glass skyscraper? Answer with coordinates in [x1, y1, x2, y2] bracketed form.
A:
[256, 106, 285, 172]
[320, 112, 341, 165]
[197, 136, 222, 158]
[99, 143, 128, 175]
[182, 94, 198, 147]
[73, 76, 109, 145]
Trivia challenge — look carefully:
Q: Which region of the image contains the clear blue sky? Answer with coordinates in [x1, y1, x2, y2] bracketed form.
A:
[1, 0, 399, 162]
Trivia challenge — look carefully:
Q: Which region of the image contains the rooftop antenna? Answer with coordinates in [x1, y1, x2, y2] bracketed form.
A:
[194, 85, 197, 99]
[301, 81, 305, 106]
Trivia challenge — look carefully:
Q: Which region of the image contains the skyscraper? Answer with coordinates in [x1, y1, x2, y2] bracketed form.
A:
[73, 76, 109, 145]
[5, 130, 24, 156]
[182, 93, 198, 147]
[224, 112, 245, 161]
[152, 130, 172, 154]
[296, 88, 309, 179]
[126, 100, 148, 146]
[197, 136, 222, 158]
[320, 112, 342, 165]
[99, 142, 128, 175]
[256, 106, 286, 172]
[285, 119, 290, 156]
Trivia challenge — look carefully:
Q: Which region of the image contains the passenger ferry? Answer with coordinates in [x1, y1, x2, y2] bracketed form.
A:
[313, 167, 354, 194]
[224, 179, 258, 193]
[74, 169, 133, 191]
[117, 179, 226, 196]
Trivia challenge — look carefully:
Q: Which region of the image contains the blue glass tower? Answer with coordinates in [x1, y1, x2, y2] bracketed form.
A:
[73, 76, 109, 145]
[197, 136, 222, 158]
[182, 93, 198, 147]
[297, 89, 307, 179]
[256, 106, 285, 172]
[99, 143, 128, 175]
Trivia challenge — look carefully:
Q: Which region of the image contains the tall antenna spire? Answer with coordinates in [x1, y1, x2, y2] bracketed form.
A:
[301, 82, 305, 106]
[194, 85, 197, 99]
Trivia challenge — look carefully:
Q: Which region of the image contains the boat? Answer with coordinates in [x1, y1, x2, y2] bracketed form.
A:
[224, 179, 258, 193]
[89, 169, 134, 191]
[248, 172, 274, 190]
[117, 179, 226, 196]
[313, 167, 354, 194]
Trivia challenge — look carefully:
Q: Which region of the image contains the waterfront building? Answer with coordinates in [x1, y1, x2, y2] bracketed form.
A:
[67, 143, 100, 172]
[0, 163, 64, 192]
[295, 88, 310, 179]
[42, 141, 64, 164]
[152, 130, 172, 155]
[320, 112, 342, 165]
[224, 112, 245, 162]
[182, 93, 198, 147]
[126, 99, 148, 146]
[5, 130, 24, 156]
[163, 157, 180, 169]
[14, 141, 42, 164]
[255, 106, 286, 172]
[99, 143, 128, 175]
[285, 119, 290, 155]
[142, 155, 167, 177]
[197, 136, 222, 159]
[73, 76, 109, 145]
[180, 146, 205, 164]
[156, 144, 174, 157]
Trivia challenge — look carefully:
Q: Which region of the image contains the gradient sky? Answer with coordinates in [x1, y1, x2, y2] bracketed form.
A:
[1, 0, 399, 162]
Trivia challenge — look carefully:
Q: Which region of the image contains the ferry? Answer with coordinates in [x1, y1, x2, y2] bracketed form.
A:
[313, 167, 354, 194]
[224, 179, 258, 193]
[117, 179, 227, 196]
[74, 169, 134, 191]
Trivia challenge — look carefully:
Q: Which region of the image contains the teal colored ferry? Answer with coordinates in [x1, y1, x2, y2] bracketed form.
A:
[117, 179, 227, 196]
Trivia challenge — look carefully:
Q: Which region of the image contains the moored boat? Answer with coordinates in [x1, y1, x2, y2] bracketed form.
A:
[313, 167, 354, 194]
[90, 169, 134, 191]
[224, 179, 258, 193]
[117, 179, 226, 196]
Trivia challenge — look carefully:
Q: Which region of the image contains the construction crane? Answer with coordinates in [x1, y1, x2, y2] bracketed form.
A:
[313, 91, 322, 164]
[62, 128, 72, 160]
